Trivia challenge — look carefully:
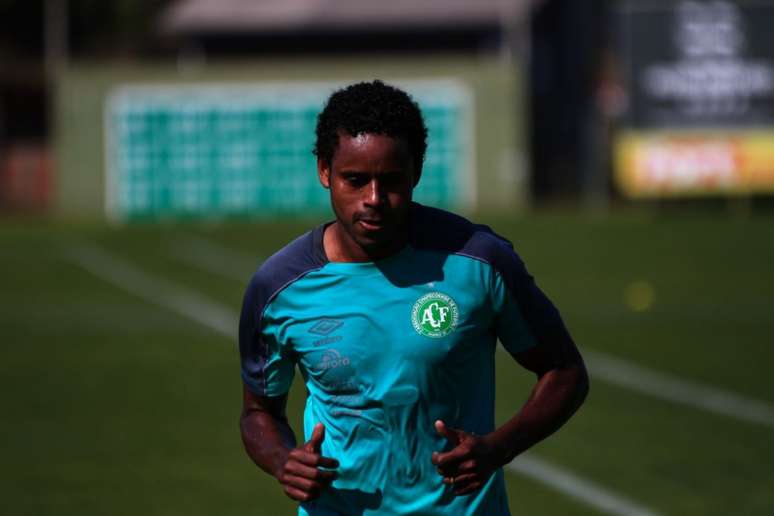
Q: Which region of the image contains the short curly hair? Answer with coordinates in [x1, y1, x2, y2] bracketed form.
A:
[313, 80, 428, 183]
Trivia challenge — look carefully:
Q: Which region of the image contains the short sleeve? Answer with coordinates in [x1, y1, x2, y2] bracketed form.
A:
[239, 275, 295, 397]
[492, 270, 538, 354]
[490, 246, 576, 359]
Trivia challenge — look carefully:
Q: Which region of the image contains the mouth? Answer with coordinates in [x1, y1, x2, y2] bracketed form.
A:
[357, 218, 386, 232]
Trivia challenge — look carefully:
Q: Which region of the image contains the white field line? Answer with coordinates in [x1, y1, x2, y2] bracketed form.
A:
[166, 234, 260, 283]
[63, 241, 656, 516]
[496, 345, 774, 430]
[584, 350, 774, 429]
[65, 243, 238, 339]
[507, 455, 658, 516]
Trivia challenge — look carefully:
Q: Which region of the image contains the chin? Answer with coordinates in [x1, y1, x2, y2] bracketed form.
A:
[356, 236, 386, 250]
[355, 234, 393, 253]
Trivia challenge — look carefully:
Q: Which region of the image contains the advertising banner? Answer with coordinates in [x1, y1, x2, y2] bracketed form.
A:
[614, 0, 774, 197]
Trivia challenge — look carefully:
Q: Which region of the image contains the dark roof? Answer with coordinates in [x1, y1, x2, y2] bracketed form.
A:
[159, 0, 528, 35]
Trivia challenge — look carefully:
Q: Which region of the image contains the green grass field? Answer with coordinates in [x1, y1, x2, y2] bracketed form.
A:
[2, 211, 773, 515]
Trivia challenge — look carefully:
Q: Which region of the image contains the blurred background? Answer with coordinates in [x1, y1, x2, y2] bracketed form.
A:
[1, 0, 773, 514]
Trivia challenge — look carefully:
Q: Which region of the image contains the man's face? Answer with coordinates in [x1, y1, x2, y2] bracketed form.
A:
[318, 132, 416, 259]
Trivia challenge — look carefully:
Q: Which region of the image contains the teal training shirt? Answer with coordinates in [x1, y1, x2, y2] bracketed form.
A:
[239, 203, 575, 515]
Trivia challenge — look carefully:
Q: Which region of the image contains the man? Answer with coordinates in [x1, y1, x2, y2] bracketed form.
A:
[239, 80, 588, 515]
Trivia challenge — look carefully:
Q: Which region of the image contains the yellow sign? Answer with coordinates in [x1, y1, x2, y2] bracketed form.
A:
[614, 131, 774, 197]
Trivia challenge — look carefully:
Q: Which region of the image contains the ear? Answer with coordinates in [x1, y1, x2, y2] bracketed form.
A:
[317, 158, 331, 189]
[411, 163, 421, 188]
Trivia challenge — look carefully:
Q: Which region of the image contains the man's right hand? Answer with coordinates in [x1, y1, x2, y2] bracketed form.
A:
[278, 423, 339, 502]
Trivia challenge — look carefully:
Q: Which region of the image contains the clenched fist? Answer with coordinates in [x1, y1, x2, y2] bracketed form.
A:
[431, 420, 501, 496]
[278, 423, 339, 502]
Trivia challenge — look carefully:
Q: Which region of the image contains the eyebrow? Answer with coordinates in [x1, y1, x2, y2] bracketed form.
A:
[336, 169, 407, 176]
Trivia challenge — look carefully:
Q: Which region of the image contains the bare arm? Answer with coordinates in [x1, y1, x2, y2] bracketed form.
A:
[432, 343, 589, 495]
[489, 344, 589, 463]
[239, 386, 297, 477]
[240, 385, 339, 501]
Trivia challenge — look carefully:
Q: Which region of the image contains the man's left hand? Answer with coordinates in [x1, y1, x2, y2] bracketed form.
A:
[431, 419, 500, 496]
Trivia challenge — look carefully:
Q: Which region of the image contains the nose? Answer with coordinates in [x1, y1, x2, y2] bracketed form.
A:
[365, 178, 386, 206]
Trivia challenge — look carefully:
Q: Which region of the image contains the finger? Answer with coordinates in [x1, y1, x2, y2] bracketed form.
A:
[284, 461, 338, 482]
[431, 443, 469, 466]
[433, 446, 470, 473]
[294, 452, 339, 469]
[305, 423, 325, 453]
[283, 485, 316, 502]
[454, 480, 483, 496]
[456, 459, 477, 473]
[285, 462, 338, 483]
[434, 420, 462, 446]
[452, 475, 484, 496]
[447, 472, 478, 488]
[283, 474, 322, 495]
[316, 456, 339, 469]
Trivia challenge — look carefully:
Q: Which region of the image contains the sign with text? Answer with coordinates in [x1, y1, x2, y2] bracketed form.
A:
[615, 0, 774, 196]
[105, 81, 474, 221]
[615, 130, 774, 197]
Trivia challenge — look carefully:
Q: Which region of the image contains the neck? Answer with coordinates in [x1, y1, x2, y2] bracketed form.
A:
[324, 222, 408, 263]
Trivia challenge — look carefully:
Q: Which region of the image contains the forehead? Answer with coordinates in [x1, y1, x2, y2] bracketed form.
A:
[332, 132, 412, 170]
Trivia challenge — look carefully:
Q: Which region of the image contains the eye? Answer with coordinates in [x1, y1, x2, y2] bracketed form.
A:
[343, 174, 369, 188]
[380, 172, 407, 188]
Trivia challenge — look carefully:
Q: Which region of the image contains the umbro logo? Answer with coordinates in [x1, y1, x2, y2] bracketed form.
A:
[308, 318, 344, 336]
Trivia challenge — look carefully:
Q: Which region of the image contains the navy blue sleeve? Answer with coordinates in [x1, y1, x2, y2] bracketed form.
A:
[239, 227, 327, 396]
[480, 234, 578, 363]
[410, 203, 579, 367]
